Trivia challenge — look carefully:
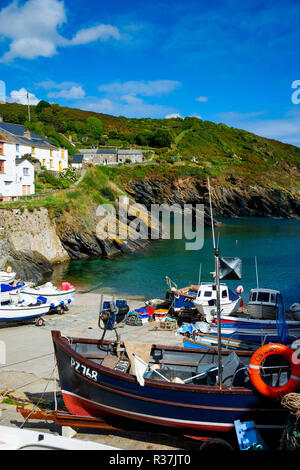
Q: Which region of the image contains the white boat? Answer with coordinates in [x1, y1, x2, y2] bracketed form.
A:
[0, 425, 119, 450]
[193, 282, 241, 320]
[0, 300, 50, 325]
[0, 282, 25, 303]
[289, 303, 300, 321]
[17, 282, 75, 309]
[246, 288, 280, 320]
[0, 271, 16, 284]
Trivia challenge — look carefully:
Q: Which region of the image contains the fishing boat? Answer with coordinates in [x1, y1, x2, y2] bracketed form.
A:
[182, 289, 300, 351]
[0, 271, 16, 284]
[166, 283, 198, 313]
[193, 282, 241, 319]
[247, 288, 279, 319]
[0, 425, 119, 450]
[52, 330, 299, 435]
[0, 299, 50, 325]
[14, 281, 75, 310]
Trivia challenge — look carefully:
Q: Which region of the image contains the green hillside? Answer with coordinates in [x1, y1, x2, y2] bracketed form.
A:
[0, 101, 300, 189]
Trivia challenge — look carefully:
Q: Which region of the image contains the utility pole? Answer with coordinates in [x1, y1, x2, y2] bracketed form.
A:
[27, 92, 31, 122]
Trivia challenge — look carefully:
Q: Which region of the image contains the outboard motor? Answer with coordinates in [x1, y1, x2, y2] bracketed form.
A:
[98, 297, 122, 353]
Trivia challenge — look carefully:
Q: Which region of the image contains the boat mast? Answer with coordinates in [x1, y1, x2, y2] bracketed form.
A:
[255, 256, 259, 290]
[208, 178, 222, 388]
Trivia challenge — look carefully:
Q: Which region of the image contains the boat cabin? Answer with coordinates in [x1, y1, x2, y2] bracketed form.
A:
[196, 283, 231, 303]
[247, 288, 280, 320]
[248, 288, 280, 305]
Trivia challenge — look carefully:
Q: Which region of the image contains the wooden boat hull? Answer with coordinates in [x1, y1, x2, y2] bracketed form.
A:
[52, 331, 288, 434]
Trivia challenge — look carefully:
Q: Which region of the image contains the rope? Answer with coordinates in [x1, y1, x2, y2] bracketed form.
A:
[19, 363, 57, 429]
[281, 393, 300, 420]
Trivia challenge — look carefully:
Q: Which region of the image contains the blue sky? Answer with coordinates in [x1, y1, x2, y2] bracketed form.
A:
[0, 0, 300, 145]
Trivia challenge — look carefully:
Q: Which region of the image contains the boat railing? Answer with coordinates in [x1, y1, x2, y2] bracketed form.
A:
[229, 364, 290, 389]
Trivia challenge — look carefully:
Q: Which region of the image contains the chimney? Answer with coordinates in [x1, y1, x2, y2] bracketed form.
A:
[24, 128, 31, 139]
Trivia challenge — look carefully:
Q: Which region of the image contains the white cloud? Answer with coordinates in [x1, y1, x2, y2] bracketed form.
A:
[98, 80, 181, 97]
[91, 79, 181, 118]
[67, 24, 120, 46]
[196, 96, 208, 102]
[36, 80, 86, 100]
[165, 113, 182, 119]
[0, 0, 120, 62]
[47, 85, 86, 100]
[8, 87, 40, 105]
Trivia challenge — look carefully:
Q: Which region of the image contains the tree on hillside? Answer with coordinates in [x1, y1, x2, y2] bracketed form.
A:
[149, 129, 173, 147]
[85, 117, 104, 138]
[36, 100, 51, 114]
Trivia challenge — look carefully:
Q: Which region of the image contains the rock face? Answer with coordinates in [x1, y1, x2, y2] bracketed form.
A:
[125, 176, 300, 219]
[0, 207, 68, 283]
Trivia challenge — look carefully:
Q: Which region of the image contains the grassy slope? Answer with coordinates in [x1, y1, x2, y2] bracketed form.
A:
[0, 102, 300, 196]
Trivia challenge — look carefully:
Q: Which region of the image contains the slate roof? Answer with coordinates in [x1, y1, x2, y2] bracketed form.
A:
[15, 158, 32, 166]
[0, 122, 57, 150]
[118, 149, 143, 155]
[72, 154, 84, 163]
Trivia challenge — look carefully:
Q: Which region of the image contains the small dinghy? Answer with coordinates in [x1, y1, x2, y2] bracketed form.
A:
[0, 425, 119, 450]
[18, 281, 75, 310]
[0, 299, 50, 325]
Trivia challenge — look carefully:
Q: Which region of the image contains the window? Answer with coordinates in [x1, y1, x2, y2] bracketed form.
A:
[222, 290, 228, 298]
[16, 144, 20, 152]
[50, 159, 54, 168]
[0, 160, 4, 173]
[257, 292, 270, 302]
[251, 292, 257, 301]
[61, 149, 65, 159]
[204, 291, 212, 298]
[23, 168, 29, 176]
[270, 294, 276, 303]
[50, 150, 53, 157]
[42, 159, 46, 167]
[32, 147, 35, 155]
[0, 143, 3, 155]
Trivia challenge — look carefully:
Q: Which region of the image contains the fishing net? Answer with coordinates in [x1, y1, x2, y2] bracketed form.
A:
[280, 393, 300, 450]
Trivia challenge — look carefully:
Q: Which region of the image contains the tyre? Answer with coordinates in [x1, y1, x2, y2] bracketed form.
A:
[35, 318, 45, 327]
[199, 438, 233, 451]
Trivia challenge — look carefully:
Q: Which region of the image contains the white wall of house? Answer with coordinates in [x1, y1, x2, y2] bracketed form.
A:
[71, 162, 82, 169]
[17, 144, 68, 172]
[0, 141, 34, 199]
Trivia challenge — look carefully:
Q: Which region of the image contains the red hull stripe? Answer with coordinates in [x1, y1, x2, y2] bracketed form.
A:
[62, 390, 234, 432]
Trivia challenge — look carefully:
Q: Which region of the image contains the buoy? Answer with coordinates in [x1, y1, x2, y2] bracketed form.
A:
[248, 343, 300, 399]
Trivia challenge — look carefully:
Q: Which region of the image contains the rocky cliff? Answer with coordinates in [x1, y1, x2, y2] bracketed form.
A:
[124, 175, 300, 219]
[0, 207, 69, 283]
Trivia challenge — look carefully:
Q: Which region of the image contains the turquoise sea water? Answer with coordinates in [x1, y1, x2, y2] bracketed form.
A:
[51, 218, 300, 308]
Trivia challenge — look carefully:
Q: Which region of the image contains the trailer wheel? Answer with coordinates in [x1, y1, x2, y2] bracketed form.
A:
[35, 318, 45, 327]
[199, 438, 233, 451]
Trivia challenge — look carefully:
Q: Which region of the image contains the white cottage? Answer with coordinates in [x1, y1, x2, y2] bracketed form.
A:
[0, 146, 34, 201]
[0, 120, 68, 173]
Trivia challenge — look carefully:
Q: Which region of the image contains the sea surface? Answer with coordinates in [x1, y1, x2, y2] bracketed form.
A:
[51, 217, 300, 308]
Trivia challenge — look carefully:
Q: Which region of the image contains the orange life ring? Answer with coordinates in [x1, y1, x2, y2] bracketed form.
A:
[248, 343, 300, 399]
